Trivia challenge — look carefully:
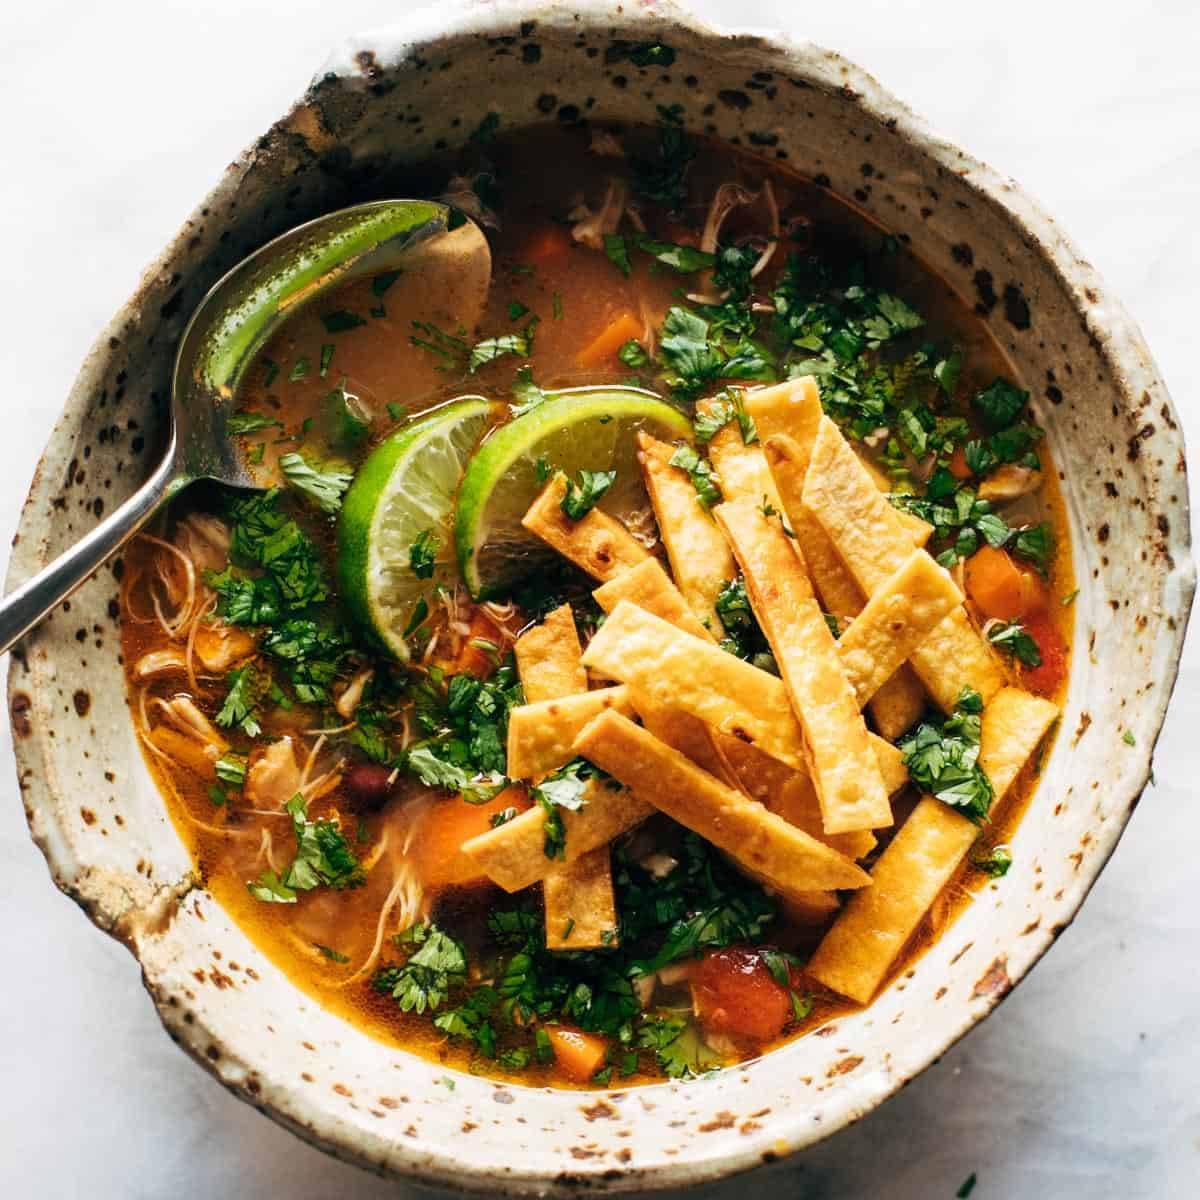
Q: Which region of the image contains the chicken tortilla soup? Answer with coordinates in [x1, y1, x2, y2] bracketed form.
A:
[120, 118, 1072, 1088]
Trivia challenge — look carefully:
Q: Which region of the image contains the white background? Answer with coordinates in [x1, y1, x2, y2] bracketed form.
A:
[2, 3, 1198, 1197]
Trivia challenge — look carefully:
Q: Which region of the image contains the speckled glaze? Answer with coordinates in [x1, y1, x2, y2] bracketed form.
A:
[7, 1, 1193, 1193]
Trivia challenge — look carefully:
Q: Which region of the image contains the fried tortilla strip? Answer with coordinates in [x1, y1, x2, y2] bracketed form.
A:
[513, 604, 587, 703]
[637, 431, 734, 633]
[581, 599, 807, 769]
[573, 710, 870, 893]
[512, 609, 619, 949]
[801, 417, 1004, 711]
[583, 599, 906, 797]
[714, 497, 891, 834]
[763, 429, 927, 738]
[521, 473, 650, 582]
[856, 451, 933, 546]
[806, 796, 977, 1003]
[506, 686, 635, 781]
[837, 550, 964, 707]
[592, 558, 712, 640]
[698, 395, 781, 508]
[632, 691, 734, 782]
[713, 735, 875, 861]
[461, 782, 652, 892]
[543, 846, 618, 951]
[979, 686, 1060, 802]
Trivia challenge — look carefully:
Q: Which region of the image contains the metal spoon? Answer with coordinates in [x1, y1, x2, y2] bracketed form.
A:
[0, 200, 489, 655]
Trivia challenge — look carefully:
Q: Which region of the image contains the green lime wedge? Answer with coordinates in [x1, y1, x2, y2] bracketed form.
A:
[455, 387, 692, 599]
[337, 398, 495, 659]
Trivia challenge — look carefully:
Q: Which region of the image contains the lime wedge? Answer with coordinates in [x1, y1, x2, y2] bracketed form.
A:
[455, 387, 692, 599]
[338, 398, 494, 659]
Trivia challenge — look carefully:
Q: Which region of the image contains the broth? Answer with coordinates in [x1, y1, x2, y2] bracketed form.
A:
[120, 121, 1073, 1088]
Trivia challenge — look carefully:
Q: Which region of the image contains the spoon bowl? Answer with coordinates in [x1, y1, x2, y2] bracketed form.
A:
[0, 199, 487, 654]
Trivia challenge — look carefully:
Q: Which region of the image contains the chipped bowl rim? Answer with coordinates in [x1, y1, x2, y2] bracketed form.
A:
[7, 0, 1194, 1192]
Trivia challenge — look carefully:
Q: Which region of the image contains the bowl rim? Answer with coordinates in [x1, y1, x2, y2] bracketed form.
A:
[7, 0, 1194, 1192]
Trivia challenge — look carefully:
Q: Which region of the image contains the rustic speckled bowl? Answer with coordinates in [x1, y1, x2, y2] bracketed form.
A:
[7, 0, 1193, 1193]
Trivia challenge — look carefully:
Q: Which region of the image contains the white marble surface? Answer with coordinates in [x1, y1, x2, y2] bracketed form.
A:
[2, 2, 1197, 1196]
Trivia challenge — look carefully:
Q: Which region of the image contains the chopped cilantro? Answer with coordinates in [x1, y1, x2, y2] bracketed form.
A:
[972, 379, 1029, 429]
[900, 688, 994, 822]
[278, 452, 352, 515]
[508, 300, 530, 321]
[668, 444, 721, 509]
[1123, 729, 1136, 746]
[261, 619, 345, 703]
[1012, 522, 1053, 575]
[973, 846, 1013, 878]
[319, 343, 335, 377]
[634, 236, 715, 273]
[214, 753, 247, 788]
[410, 320, 470, 370]
[215, 665, 264, 736]
[374, 923, 468, 1014]
[469, 322, 536, 372]
[631, 106, 694, 211]
[315, 943, 351, 964]
[603, 234, 632, 277]
[560, 469, 617, 520]
[372, 269, 403, 296]
[320, 381, 371, 450]
[288, 358, 310, 382]
[986, 620, 1042, 667]
[618, 339, 649, 368]
[320, 310, 366, 334]
[226, 490, 329, 609]
[510, 365, 548, 416]
[636, 1016, 721, 1079]
[227, 411, 280, 436]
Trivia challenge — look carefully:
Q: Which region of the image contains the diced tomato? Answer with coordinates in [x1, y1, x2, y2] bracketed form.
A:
[1019, 609, 1068, 696]
[545, 1025, 609, 1082]
[691, 947, 796, 1042]
[964, 546, 1046, 622]
[947, 446, 973, 480]
[455, 609, 504, 678]
[416, 785, 530, 887]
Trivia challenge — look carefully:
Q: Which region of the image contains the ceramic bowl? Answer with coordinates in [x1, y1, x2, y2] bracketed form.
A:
[7, 1, 1192, 1193]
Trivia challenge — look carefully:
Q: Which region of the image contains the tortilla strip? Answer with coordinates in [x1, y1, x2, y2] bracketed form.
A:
[763, 429, 927, 738]
[543, 846, 618, 951]
[713, 735, 876, 861]
[979, 686, 1060, 802]
[806, 797, 978, 1003]
[592, 558, 713, 641]
[837, 550, 964, 707]
[743, 376, 824, 443]
[506, 686, 636, 781]
[581, 599, 807, 770]
[800, 417, 1004, 711]
[573, 710, 870, 893]
[632, 690, 735, 783]
[521, 473, 650, 582]
[714, 497, 891, 834]
[637, 431, 734, 634]
[513, 604, 587, 702]
[698, 395, 781, 508]
[511, 609, 619, 949]
[583, 599, 906, 797]
[856, 450, 933, 546]
[461, 781, 653, 892]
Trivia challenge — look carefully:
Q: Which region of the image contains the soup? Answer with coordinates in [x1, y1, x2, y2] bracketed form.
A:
[119, 119, 1073, 1088]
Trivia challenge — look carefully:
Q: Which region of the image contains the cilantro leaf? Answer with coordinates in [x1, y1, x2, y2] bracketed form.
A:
[986, 620, 1042, 667]
[279, 452, 352, 515]
[900, 689, 995, 822]
[1012, 522, 1053, 575]
[469, 322, 536, 373]
[320, 310, 367, 334]
[972, 378, 1029, 430]
[282, 793, 366, 892]
[374, 924, 468, 1014]
[603, 234, 631, 277]
[618, 339, 649, 368]
[973, 845, 1013, 878]
[631, 108, 694, 211]
[634, 236, 715, 273]
[261, 619, 345, 703]
[227, 411, 280, 436]
[668, 444, 721, 509]
[560, 469, 616, 520]
[532, 757, 596, 814]
[636, 1016, 721, 1079]
[215, 665, 264, 736]
[510, 365, 549, 416]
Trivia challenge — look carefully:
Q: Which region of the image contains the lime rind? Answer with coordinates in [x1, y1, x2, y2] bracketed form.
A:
[338, 398, 493, 659]
[455, 387, 692, 599]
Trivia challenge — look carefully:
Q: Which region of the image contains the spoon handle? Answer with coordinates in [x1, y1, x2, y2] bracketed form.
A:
[0, 454, 179, 657]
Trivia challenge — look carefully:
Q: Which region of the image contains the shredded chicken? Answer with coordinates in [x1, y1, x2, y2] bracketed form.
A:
[174, 513, 231, 575]
[246, 737, 302, 809]
[687, 178, 781, 304]
[335, 668, 374, 720]
[133, 648, 187, 680]
[569, 178, 628, 250]
[155, 695, 227, 750]
[193, 620, 257, 673]
[978, 463, 1043, 502]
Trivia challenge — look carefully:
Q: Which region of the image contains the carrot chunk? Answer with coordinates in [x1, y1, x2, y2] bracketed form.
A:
[546, 1025, 609, 1082]
[691, 947, 795, 1042]
[947, 446, 973, 480]
[575, 311, 643, 368]
[965, 546, 1027, 621]
[455, 609, 504, 678]
[417, 785, 530, 887]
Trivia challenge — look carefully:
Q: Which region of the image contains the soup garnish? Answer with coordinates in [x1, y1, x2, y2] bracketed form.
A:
[120, 120, 1071, 1088]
